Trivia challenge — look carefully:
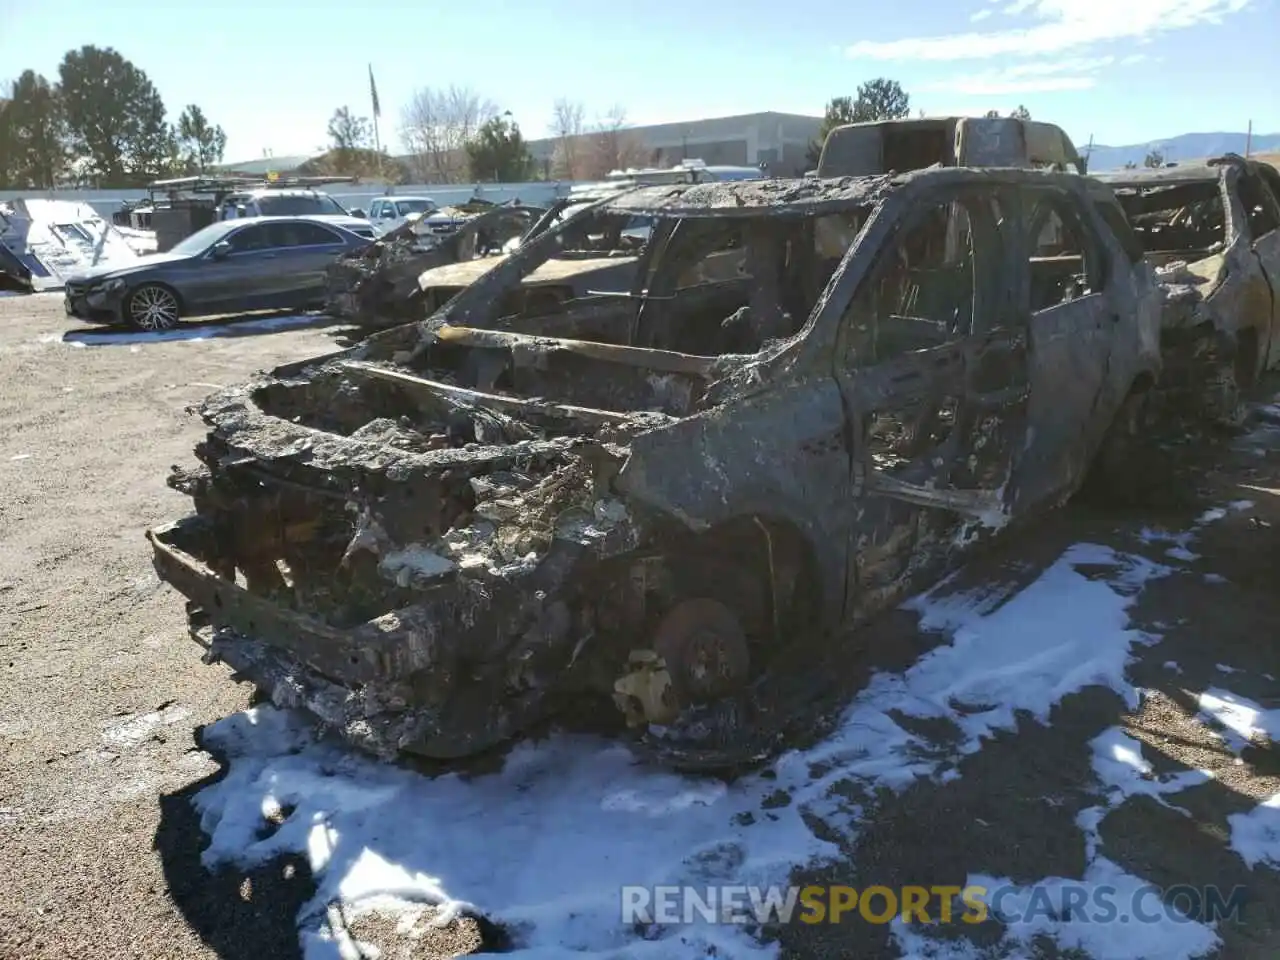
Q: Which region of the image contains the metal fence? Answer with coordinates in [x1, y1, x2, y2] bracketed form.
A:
[0, 180, 587, 222]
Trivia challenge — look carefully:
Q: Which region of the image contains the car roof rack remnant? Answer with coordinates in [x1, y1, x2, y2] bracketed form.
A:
[147, 174, 359, 196]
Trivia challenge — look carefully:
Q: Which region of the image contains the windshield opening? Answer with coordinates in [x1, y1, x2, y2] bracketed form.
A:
[1111, 181, 1224, 259]
[395, 199, 436, 216]
[631, 208, 867, 356]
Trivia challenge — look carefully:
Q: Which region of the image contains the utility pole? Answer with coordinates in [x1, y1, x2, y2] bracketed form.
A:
[1245, 119, 1253, 158]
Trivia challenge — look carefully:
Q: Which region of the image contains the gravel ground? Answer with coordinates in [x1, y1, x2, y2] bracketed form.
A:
[0, 297, 348, 959]
[2, 292, 1280, 960]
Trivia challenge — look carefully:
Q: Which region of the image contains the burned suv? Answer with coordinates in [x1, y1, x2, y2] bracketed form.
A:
[1097, 155, 1280, 424]
[147, 169, 1161, 770]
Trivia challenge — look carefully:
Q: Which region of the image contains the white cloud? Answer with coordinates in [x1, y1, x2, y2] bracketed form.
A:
[945, 74, 1098, 94]
[846, 0, 1253, 61]
[971, 8, 994, 21]
[922, 56, 1115, 95]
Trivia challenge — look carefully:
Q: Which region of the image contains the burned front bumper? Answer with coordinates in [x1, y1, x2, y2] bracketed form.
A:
[146, 514, 603, 760]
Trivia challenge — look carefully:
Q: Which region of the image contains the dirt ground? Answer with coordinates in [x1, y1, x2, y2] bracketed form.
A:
[0, 297, 349, 959]
[2, 292, 1280, 960]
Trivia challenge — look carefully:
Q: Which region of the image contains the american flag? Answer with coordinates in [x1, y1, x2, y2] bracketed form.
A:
[368, 64, 381, 119]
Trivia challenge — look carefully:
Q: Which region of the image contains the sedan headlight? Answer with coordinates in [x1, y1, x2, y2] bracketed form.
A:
[92, 277, 126, 294]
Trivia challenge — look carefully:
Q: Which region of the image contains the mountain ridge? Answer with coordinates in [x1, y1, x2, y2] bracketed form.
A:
[1083, 130, 1280, 171]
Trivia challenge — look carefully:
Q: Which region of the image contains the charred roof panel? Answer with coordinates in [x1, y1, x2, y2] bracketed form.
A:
[607, 167, 1113, 217]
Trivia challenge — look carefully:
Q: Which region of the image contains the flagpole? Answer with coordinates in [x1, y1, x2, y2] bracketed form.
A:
[368, 63, 383, 182]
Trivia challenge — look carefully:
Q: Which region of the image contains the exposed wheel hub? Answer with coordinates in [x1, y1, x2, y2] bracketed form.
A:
[611, 598, 751, 728]
[652, 598, 750, 704]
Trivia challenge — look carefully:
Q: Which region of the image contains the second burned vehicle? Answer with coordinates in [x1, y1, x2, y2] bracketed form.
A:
[1097, 155, 1280, 424]
[324, 202, 546, 328]
[148, 169, 1162, 770]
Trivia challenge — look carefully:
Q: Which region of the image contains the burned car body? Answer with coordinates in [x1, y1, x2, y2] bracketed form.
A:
[324, 202, 546, 328]
[413, 184, 663, 320]
[816, 115, 1086, 177]
[147, 169, 1161, 770]
[1096, 155, 1280, 423]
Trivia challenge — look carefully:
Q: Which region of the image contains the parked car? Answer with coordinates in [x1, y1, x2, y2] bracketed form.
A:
[1096, 154, 1280, 424]
[215, 187, 356, 221]
[367, 195, 439, 232]
[148, 167, 1163, 770]
[63, 215, 376, 331]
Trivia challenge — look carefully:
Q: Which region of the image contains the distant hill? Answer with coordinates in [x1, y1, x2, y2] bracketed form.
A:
[1085, 131, 1280, 171]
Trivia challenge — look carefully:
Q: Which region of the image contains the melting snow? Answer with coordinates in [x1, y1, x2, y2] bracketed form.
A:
[1199, 689, 1280, 871]
[898, 729, 1220, 958]
[102, 704, 192, 749]
[1089, 726, 1212, 804]
[60, 312, 323, 346]
[1197, 689, 1280, 752]
[193, 540, 1181, 958]
[1230, 795, 1280, 869]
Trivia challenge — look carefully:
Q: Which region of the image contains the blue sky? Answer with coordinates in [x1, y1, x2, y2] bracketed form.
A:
[1, 0, 1276, 163]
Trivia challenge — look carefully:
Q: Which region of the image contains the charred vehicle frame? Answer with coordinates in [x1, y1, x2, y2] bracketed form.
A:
[1096, 154, 1280, 426]
[324, 202, 548, 328]
[412, 185, 668, 323]
[147, 169, 1162, 771]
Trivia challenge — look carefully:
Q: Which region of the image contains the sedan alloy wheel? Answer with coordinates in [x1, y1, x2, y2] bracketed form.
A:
[127, 284, 181, 331]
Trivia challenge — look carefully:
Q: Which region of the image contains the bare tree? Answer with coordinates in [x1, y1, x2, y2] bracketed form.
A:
[548, 97, 585, 179]
[581, 105, 648, 180]
[400, 85, 497, 183]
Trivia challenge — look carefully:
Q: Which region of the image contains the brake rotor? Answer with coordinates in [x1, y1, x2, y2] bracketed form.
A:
[651, 598, 750, 705]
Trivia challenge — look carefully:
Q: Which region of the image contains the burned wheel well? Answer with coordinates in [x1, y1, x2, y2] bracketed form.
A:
[1235, 325, 1260, 388]
[1129, 370, 1156, 396]
[679, 515, 823, 640]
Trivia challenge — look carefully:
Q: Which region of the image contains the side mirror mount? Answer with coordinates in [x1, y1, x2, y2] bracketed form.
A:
[211, 240, 232, 259]
[350, 208, 367, 219]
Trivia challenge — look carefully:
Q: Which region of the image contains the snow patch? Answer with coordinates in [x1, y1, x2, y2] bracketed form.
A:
[964, 857, 1220, 960]
[103, 704, 191, 749]
[191, 540, 1176, 958]
[1229, 794, 1280, 869]
[899, 728, 1220, 958]
[61, 312, 323, 346]
[1089, 727, 1212, 804]
[378, 545, 457, 586]
[1197, 689, 1280, 752]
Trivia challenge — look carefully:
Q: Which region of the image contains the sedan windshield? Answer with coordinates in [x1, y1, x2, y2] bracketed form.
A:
[396, 199, 436, 216]
[166, 221, 239, 257]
